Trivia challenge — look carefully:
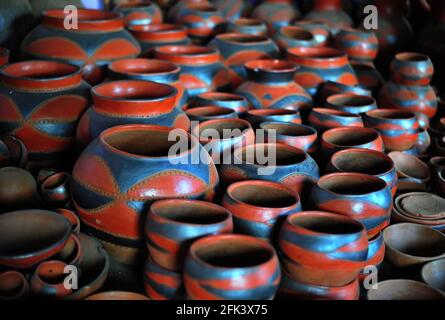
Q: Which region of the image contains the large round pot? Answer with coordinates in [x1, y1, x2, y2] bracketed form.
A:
[303, 0, 353, 34]
[390, 52, 434, 86]
[294, 20, 331, 48]
[113, 0, 163, 27]
[251, 0, 300, 34]
[71, 124, 219, 265]
[334, 28, 378, 64]
[307, 108, 363, 133]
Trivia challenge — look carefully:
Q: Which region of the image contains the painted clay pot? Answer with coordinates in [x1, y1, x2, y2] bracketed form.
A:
[0, 167, 36, 210]
[143, 257, 185, 300]
[21, 9, 141, 85]
[107, 58, 188, 108]
[286, 47, 358, 98]
[0, 271, 30, 300]
[86, 291, 149, 300]
[416, 128, 431, 155]
[421, 259, 445, 295]
[0, 61, 90, 165]
[186, 106, 238, 122]
[326, 93, 377, 115]
[390, 52, 434, 86]
[71, 124, 219, 265]
[394, 192, 445, 222]
[388, 151, 431, 192]
[251, 0, 300, 34]
[278, 211, 368, 286]
[351, 62, 383, 94]
[53, 233, 82, 267]
[113, 0, 163, 26]
[303, 0, 353, 34]
[273, 26, 319, 51]
[359, 231, 385, 280]
[154, 45, 231, 98]
[307, 108, 363, 133]
[191, 92, 249, 114]
[294, 21, 331, 48]
[328, 148, 398, 196]
[246, 109, 302, 128]
[367, 279, 444, 300]
[235, 59, 312, 111]
[31, 261, 72, 299]
[167, 0, 210, 22]
[318, 80, 371, 104]
[183, 234, 281, 300]
[40, 172, 70, 207]
[55, 209, 81, 235]
[334, 28, 378, 63]
[213, 0, 250, 21]
[260, 122, 318, 154]
[227, 18, 268, 36]
[76, 80, 190, 147]
[363, 109, 419, 152]
[208, 33, 280, 88]
[0, 47, 9, 67]
[222, 180, 301, 241]
[309, 173, 392, 237]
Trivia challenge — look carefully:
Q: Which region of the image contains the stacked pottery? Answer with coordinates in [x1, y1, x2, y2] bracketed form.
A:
[113, 0, 163, 26]
[251, 0, 300, 35]
[303, 0, 353, 34]
[294, 21, 331, 48]
[186, 106, 238, 122]
[227, 18, 268, 37]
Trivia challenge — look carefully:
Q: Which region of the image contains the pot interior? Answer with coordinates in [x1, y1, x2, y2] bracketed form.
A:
[262, 123, 314, 137]
[152, 201, 229, 224]
[289, 213, 363, 235]
[389, 152, 430, 180]
[38, 261, 66, 285]
[332, 151, 392, 175]
[230, 183, 297, 208]
[239, 144, 307, 166]
[324, 129, 377, 146]
[319, 174, 385, 195]
[199, 120, 250, 138]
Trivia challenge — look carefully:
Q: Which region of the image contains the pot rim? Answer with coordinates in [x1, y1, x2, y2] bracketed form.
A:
[317, 172, 388, 197]
[311, 107, 361, 119]
[322, 127, 380, 148]
[367, 279, 445, 300]
[247, 109, 299, 116]
[330, 148, 395, 176]
[421, 258, 445, 290]
[394, 52, 431, 64]
[326, 93, 376, 108]
[388, 151, 431, 180]
[260, 121, 317, 138]
[128, 23, 187, 41]
[214, 32, 271, 45]
[186, 105, 236, 117]
[364, 108, 417, 121]
[245, 59, 297, 74]
[108, 58, 180, 78]
[154, 45, 220, 64]
[194, 118, 253, 142]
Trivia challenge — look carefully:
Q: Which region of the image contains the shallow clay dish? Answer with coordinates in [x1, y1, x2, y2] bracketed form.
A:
[388, 151, 431, 182]
[395, 192, 445, 220]
[367, 279, 444, 300]
[421, 259, 445, 295]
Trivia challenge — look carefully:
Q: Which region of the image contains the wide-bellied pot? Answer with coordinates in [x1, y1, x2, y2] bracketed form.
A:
[222, 180, 301, 241]
[273, 26, 319, 51]
[186, 106, 238, 122]
[246, 109, 302, 128]
[113, 0, 162, 26]
[0, 47, 9, 67]
[359, 231, 384, 280]
[294, 21, 331, 48]
[278, 211, 368, 286]
[212, 0, 250, 21]
[325, 93, 377, 115]
[208, 33, 280, 88]
[303, 0, 353, 34]
[107, 58, 188, 109]
[363, 109, 419, 152]
[309, 173, 392, 237]
[143, 257, 185, 300]
[183, 234, 281, 300]
[0, 61, 90, 167]
[154, 45, 231, 98]
[21, 9, 141, 85]
[227, 18, 268, 36]
[286, 47, 358, 98]
[191, 92, 249, 114]
[367, 279, 445, 300]
[235, 59, 312, 112]
[31, 261, 72, 299]
[40, 172, 71, 207]
[145, 199, 233, 271]
[318, 80, 371, 104]
[71, 124, 219, 265]
[351, 62, 384, 95]
[390, 52, 434, 86]
[251, 0, 300, 34]
[0, 271, 30, 300]
[334, 28, 378, 64]
[307, 108, 363, 133]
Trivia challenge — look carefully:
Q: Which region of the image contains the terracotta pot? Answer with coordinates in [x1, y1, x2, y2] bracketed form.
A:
[21, 9, 141, 85]
[212, 0, 250, 22]
[72, 124, 219, 264]
[208, 33, 280, 88]
[310, 173, 392, 237]
[286, 47, 357, 97]
[390, 52, 434, 86]
[235, 59, 312, 111]
[40, 172, 71, 207]
[307, 108, 363, 134]
[55, 209, 81, 235]
[186, 106, 238, 122]
[278, 211, 368, 286]
[227, 18, 268, 36]
[86, 291, 149, 300]
[394, 192, 445, 221]
[318, 80, 371, 104]
[367, 279, 444, 300]
[143, 257, 185, 300]
[383, 223, 445, 268]
[31, 261, 73, 298]
[222, 180, 301, 241]
[0, 167, 36, 210]
[303, 0, 353, 34]
[273, 26, 319, 51]
[0, 271, 30, 300]
[351, 62, 383, 95]
[246, 109, 302, 128]
[191, 92, 249, 114]
[363, 109, 420, 152]
[359, 232, 385, 280]
[53, 233, 83, 267]
[183, 234, 281, 300]
[0, 61, 90, 165]
[388, 151, 430, 192]
[334, 28, 378, 63]
[0, 136, 28, 169]
[421, 259, 445, 295]
[154, 45, 231, 98]
[326, 93, 377, 115]
[327, 148, 398, 196]
[294, 20, 331, 47]
[0, 47, 9, 67]
[251, 0, 300, 34]
[145, 199, 233, 271]
[76, 80, 190, 146]
[113, 0, 162, 26]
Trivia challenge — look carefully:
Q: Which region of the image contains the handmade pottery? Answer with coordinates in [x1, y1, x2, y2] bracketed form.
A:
[55, 209, 81, 235]
[307, 108, 363, 134]
[86, 291, 149, 300]
[351, 62, 384, 95]
[113, 0, 162, 26]
[145, 199, 233, 271]
[251, 0, 300, 34]
[0, 136, 28, 169]
[326, 93, 377, 115]
[388, 151, 430, 192]
[212, 0, 250, 21]
[394, 192, 445, 221]
[359, 232, 385, 280]
[191, 92, 249, 114]
[0, 271, 30, 300]
[278, 211, 368, 286]
[183, 234, 281, 300]
[227, 18, 268, 36]
[273, 26, 319, 51]
[334, 28, 378, 63]
[0, 47, 9, 67]
[390, 52, 434, 86]
[0, 167, 36, 210]
[294, 20, 331, 47]
[31, 261, 72, 299]
[367, 279, 444, 300]
[421, 259, 445, 295]
[40, 172, 70, 207]
[303, 0, 353, 34]
[318, 80, 371, 104]
[416, 128, 431, 154]
[246, 109, 302, 128]
[167, 0, 210, 22]
[143, 257, 185, 300]
[186, 106, 238, 122]
[37, 168, 59, 186]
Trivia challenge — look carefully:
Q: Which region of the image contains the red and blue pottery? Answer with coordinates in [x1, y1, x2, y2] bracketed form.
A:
[31, 261, 72, 299]
[208, 33, 280, 88]
[359, 232, 384, 280]
[307, 108, 363, 134]
[113, 0, 163, 26]
[246, 109, 302, 128]
[286, 47, 358, 98]
[191, 92, 249, 114]
[0, 210, 71, 269]
[71, 124, 219, 264]
[251, 0, 300, 35]
[278, 211, 368, 286]
[21, 9, 141, 85]
[143, 257, 185, 300]
[0, 167, 36, 210]
[273, 26, 319, 51]
[186, 106, 238, 122]
[40, 172, 71, 207]
[222, 180, 301, 241]
[326, 93, 377, 115]
[388, 151, 431, 193]
[107, 58, 188, 109]
[309, 173, 392, 238]
[128, 24, 190, 56]
[334, 28, 378, 64]
[0, 61, 90, 167]
[53, 233, 83, 267]
[55, 208, 81, 235]
[167, 0, 210, 22]
[0, 47, 9, 67]
[235, 59, 312, 112]
[260, 122, 318, 154]
[318, 80, 371, 104]
[213, 0, 251, 22]
[294, 20, 331, 48]
[0, 271, 30, 300]
[390, 52, 434, 86]
[327, 148, 398, 196]
[351, 62, 384, 95]
[183, 234, 281, 300]
[154, 45, 231, 98]
[363, 109, 420, 152]
[227, 18, 268, 37]
[145, 199, 233, 271]
[303, 0, 353, 34]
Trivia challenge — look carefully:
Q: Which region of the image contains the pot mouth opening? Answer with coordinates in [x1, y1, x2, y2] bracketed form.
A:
[281, 26, 314, 40]
[332, 150, 393, 175]
[261, 122, 315, 137]
[186, 106, 234, 117]
[233, 18, 263, 26]
[199, 92, 245, 102]
[288, 47, 345, 60]
[198, 119, 251, 140]
[289, 212, 363, 234]
[1, 61, 80, 81]
[248, 109, 297, 116]
[129, 23, 184, 33]
[219, 33, 269, 44]
[156, 45, 216, 56]
[229, 182, 297, 208]
[312, 108, 358, 118]
[323, 128, 378, 146]
[109, 59, 179, 75]
[44, 9, 121, 22]
[0, 272, 24, 297]
[366, 109, 415, 120]
[328, 94, 375, 107]
[246, 59, 296, 73]
[430, 156, 445, 167]
[37, 261, 66, 284]
[395, 52, 429, 63]
[389, 152, 430, 180]
[237, 143, 307, 166]
[115, 0, 155, 8]
[319, 173, 386, 195]
[42, 172, 69, 190]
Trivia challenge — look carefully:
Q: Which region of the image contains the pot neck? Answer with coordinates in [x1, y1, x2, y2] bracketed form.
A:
[313, 0, 342, 10]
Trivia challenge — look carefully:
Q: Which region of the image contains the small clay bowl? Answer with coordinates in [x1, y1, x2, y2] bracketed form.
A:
[367, 279, 444, 300]
[429, 156, 445, 175]
[86, 291, 149, 300]
[421, 258, 445, 294]
[246, 109, 302, 128]
[326, 93, 377, 115]
[31, 261, 73, 299]
[307, 108, 363, 133]
[0, 271, 30, 300]
[390, 52, 434, 86]
[40, 172, 71, 206]
[55, 208, 81, 234]
[0, 167, 36, 209]
[273, 25, 318, 51]
[192, 92, 249, 114]
[185, 106, 238, 122]
[383, 223, 445, 268]
[388, 151, 431, 192]
[391, 206, 445, 229]
[143, 257, 185, 300]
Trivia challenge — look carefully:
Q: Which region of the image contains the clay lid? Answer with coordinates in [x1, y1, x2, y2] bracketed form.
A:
[395, 192, 445, 220]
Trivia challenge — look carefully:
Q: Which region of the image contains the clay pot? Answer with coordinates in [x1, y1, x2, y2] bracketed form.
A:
[273, 26, 319, 51]
[145, 199, 233, 271]
[429, 156, 445, 176]
[0, 61, 90, 165]
[0, 136, 28, 168]
[351, 62, 384, 94]
[294, 20, 331, 47]
[21, 9, 141, 85]
[383, 223, 445, 268]
[367, 279, 444, 300]
[310, 173, 391, 238]
[40, 172, 71, 207]
[168, 0, 210, 22]
[191, 92, 249, 114]
[0, 210, 71, 268]
[318, 80, 371, 104]
[86, 291, 149, 300]
[143, 257, 185, 300]
[394, 192, 445, 221]
[0, 167, 36, 210]
[113, 0, 163, 26]
[286, 47, 358, 97]
[76, 80, 190, 146]
[390, 52, 434, 86]
[53, 233, 83, 267]
[222, 180, 301, 241]
[328, 148, 398, 196]
[72, 124, 219, 265]
[307, 108, 363, 134]
[212, 0, 250, 22]
[251, 0, 300, 34]
[278, 211, 368, 286]
[154, 45, 231, 98]
[186, 106, 238, 122]
[0, 271, 30, 300]
[246, 109, 302, 128]
[55, 209, 81, 235]
[359, 232, 385, 280]
[334, 28, 378, 63]
[416, 128, 431, 154]
[363, 109, 420, 152]
[183, 234, 281, 300]
[235, 59, 312, 111]
[421, 259, 445, 294]
[303, 0, 353, 34]
[227, 18, 268, 36]
[208, 33, 280, 88]
[326, 93, 377, 115]
[37, 168, 59, 186]
[388, 151, 430, 192]
[31, 261, 72, 298]
[0, 47, 9, 67]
